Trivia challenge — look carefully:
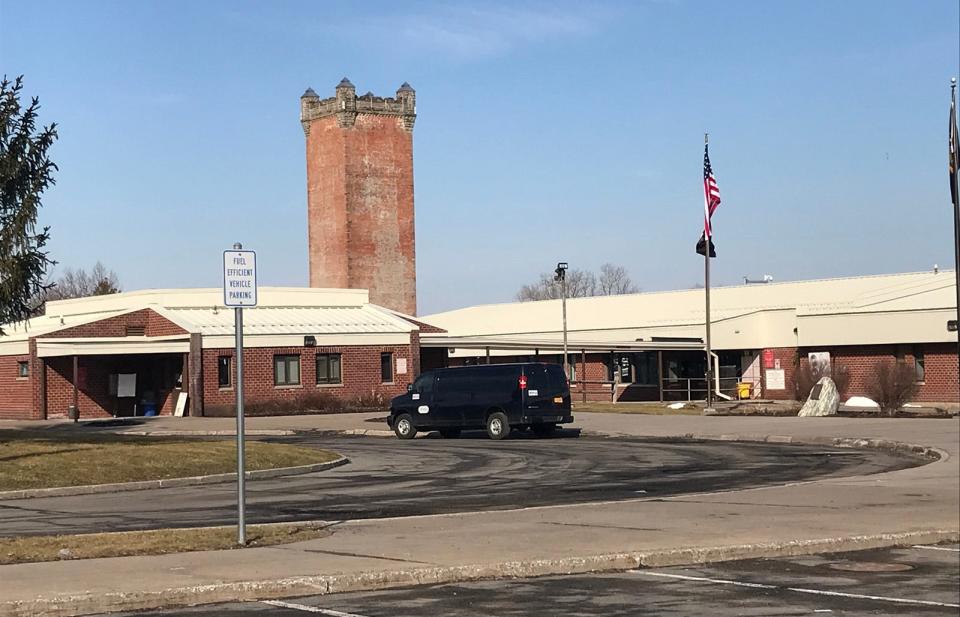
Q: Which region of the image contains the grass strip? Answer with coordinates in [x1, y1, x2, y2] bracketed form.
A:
[0, 522, 331, 565]
[573, 402, 702, 415]
[0, 431, 339, 491]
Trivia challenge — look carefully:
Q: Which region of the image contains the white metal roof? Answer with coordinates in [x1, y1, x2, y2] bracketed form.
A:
[165, 305, 414, 336]
[0, 287, 415, 352]
[421, 270, 958, 353]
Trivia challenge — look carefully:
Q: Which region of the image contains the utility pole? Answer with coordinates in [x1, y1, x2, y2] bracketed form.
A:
[950, 78, 960, 401]
[555, 262, 570, 381]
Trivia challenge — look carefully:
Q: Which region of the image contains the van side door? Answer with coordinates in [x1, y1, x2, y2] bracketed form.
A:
[463, 365, 521, 428]
[433, 370, 470, 427]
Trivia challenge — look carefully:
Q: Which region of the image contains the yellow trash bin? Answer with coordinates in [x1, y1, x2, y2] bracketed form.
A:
[736, 382, 751, 400]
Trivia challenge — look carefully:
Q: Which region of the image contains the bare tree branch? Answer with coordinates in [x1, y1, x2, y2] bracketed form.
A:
[41, 261, 121, 305]
[597, 263, 638, 295]
[516, 265, 635, 301]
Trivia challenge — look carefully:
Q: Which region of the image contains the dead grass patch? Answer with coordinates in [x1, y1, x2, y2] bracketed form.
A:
[0, 522, 331, 565]
[0, 431, 338, 491]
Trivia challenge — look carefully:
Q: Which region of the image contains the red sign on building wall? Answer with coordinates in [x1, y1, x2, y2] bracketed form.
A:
[762, 349, 775, 369]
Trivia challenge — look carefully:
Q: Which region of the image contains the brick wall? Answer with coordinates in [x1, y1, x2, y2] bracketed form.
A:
[914, 343, 959, 402]
[43, 308, 187, 338]
[797, 343, 958, 403]
[0, 354, 33, 419]
[761, 347, 798, 400]
[201, 342, 417, 414]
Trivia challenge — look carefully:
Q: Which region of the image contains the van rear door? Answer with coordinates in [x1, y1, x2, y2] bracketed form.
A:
[523, 364, 571, 418]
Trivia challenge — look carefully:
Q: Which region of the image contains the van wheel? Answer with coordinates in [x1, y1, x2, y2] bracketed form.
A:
[486, 412, 511, 440]
[438, 428, 461, 439]
[393, 414, 417, 440]
[532, 423, 556, 437]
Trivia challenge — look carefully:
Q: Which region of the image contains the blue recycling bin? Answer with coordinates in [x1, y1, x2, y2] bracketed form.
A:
[142, 402, 158, 417]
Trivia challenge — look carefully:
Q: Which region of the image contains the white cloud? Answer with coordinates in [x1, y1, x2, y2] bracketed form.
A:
[393, 4, 604, 59]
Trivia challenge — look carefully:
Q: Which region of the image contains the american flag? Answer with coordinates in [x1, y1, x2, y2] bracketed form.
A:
[703, 144, 721, 238]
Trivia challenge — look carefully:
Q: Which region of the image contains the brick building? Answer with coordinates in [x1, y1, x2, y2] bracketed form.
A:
[420, 270, 960, 405]
[0, 288, 425, 421]
[300, 78, 417, 316]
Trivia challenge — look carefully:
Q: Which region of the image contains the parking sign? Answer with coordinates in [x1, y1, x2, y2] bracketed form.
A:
[223, 250, 257, 307]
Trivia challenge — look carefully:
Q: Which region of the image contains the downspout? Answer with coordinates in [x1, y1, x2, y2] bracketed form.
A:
[711, 350, 733, 400]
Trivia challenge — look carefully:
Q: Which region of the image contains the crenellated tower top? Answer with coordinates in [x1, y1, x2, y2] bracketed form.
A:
[300, 78, 416, 134]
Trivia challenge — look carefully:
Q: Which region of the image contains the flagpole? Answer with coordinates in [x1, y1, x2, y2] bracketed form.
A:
[704, 132, 714, 413]
[951, 78, 960, 402]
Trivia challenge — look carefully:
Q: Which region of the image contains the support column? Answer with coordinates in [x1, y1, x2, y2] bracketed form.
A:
[581, 349, 587, 404]
[658, 350, 664, 402]
[39, 359, 47, 420]
[188, 333, 204, 417]
[72, 355, 79, 414]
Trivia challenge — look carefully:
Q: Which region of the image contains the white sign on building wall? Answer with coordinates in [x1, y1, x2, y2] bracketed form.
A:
[765, 369, 785, 390]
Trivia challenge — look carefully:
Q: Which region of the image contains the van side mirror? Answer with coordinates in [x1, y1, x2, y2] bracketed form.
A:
[407, 383, 414, 393]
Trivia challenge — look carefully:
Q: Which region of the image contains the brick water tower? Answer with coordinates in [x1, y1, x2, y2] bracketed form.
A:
[300, 78, 417, 315]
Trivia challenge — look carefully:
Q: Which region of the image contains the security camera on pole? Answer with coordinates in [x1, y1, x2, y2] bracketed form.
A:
[223, 243, 257, 546]
[555, 262, 570, 382]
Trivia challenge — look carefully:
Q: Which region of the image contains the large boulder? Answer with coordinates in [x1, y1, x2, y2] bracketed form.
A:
[798, 376, 840, 417]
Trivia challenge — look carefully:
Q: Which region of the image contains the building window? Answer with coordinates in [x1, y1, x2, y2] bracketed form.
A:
[17, 361, 29, 378]
[316, 353, 342, 385]
[217, 356, 232, 388]
[914, 347, 925, 383]
[274, 354, 301, 386]
[381, 352, 393, 383]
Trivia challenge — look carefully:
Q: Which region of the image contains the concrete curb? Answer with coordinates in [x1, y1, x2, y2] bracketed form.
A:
[119, 429, 296, 436]
[3, 529, 956, 617]
[585, 430, 949, 463]
[338, 428, 395, 437]
[679, 433, 948, 462]
[0, 456, 349, 501]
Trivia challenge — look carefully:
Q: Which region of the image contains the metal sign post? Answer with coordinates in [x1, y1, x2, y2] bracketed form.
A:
[223, 243, 257, 546]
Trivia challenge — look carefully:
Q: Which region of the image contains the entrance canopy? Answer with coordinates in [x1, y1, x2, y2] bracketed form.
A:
[419, 334, 705, 354]
[35, 335, 190, 358]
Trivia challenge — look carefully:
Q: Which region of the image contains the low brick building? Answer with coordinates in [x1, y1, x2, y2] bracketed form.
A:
[420, 270, 959, 405]
[0, 288, 424, 420]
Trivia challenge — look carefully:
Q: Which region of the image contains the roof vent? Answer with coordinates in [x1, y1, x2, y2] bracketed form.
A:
[125, 325, 146, 337]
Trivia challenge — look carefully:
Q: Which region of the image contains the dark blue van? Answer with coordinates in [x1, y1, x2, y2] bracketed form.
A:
[387, 363, 573, 440]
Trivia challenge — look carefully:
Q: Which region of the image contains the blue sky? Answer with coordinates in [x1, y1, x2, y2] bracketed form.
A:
[1, 0, 958, 314]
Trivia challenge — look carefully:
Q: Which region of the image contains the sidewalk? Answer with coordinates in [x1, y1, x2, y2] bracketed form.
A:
[0, 413, 957, 616]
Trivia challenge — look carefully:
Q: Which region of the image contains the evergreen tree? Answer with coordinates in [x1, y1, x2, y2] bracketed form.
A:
[0, 76, 57, 333]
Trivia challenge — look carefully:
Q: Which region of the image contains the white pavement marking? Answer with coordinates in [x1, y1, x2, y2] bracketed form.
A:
[632, 571, 777, 589]
[912, 544, 960, 552]
[632, 571, 960, 609]
[261, 600, 372, 616]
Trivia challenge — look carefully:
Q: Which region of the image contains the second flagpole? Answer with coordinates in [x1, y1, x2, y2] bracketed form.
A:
[703, 132, 714, 413]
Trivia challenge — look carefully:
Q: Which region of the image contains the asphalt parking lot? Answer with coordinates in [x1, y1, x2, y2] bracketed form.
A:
[0, 434, 922, 536]
[104, 544, 960, 616]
